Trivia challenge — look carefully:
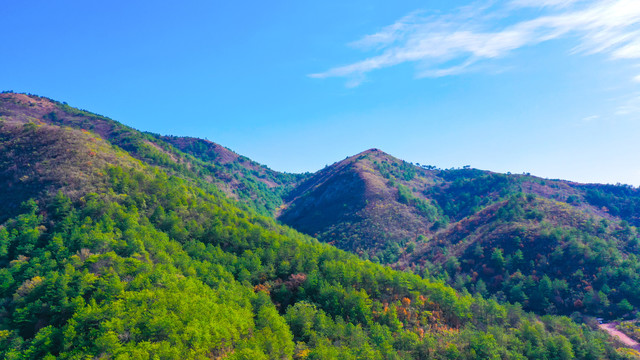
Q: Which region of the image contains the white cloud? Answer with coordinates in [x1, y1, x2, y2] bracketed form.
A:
[510, 0, 584, 8]
[616, 93, 640, 116]
[349, 11, 423, 50]
[310, 0, 640, 84]
[581, 114, 600, 122]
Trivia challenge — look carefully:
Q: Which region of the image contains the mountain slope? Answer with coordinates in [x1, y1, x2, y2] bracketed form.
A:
[278, 148, 640, 318]
[279, 149, 441, 260]
[0, 117, 140, 222]
[157, 134, 307, 214]
[0, 93, 626, 359]
[0, 92, 306, 216]
[404, 193, 640, 316]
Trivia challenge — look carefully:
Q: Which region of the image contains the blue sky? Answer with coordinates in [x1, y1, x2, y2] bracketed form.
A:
[2, 0, 640, 185]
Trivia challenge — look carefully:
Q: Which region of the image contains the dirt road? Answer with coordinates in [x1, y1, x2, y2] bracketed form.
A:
[599, 322, 640, 350]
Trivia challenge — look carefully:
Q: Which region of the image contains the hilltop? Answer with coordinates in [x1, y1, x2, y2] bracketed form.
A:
[279, 149, 439, 257]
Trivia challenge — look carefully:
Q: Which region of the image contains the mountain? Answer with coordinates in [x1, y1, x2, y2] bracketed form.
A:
[405, 193, 640, 317]
[0, 92, 307, 217]
[155, 134, 307, 214]
[277, 146, 640, 319]
[0, 92, 628, 359]
[278, 149, 440, 259]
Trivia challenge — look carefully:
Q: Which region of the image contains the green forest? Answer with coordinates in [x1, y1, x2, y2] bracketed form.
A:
[0, 92, 638, 359]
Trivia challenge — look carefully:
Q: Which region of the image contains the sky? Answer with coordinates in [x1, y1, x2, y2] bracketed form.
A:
[2, 0, 640, 185]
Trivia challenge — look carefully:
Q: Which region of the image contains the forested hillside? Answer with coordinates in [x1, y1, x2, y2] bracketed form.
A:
[277, 148, 640, 320]
[0, 92, 306, 216]
[405, 193, 640, 318]
[0, 93, 633, 358]
[279, 149, 439, 258]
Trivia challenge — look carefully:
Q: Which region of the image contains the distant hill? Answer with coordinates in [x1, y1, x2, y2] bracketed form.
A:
[277, 146, 640, 318]
[155, 134, 308, 214]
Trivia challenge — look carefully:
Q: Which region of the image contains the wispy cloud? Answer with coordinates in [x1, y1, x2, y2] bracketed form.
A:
[509, 0, 585, 8]
[616, 92, 640, 115]
[310, 0, 640, 86]
[581, 114, 600, 122]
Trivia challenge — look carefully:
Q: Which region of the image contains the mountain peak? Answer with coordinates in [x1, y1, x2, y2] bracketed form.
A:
[279, 148, 438, 253]
[352, 147, 392, 159]
[0, 92, 59, 124]
[361, 147, 383, 154]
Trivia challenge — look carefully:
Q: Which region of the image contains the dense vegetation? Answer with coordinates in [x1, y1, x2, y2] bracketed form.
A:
[408, 194, 640, 318]
[0, 92, 305, 217]
[581, 184, 640, 227]
[156, 134, 308, 215]
[276, 144, 640, 324]
[0, 92, 633, 358]
[0, 159, 624, 359]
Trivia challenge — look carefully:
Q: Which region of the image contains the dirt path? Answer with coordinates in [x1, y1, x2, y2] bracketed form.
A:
[599, 322, 640, 350]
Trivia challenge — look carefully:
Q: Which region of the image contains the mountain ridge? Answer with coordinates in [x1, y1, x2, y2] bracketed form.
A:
[274, 143, 640, 318]
[1, 91, 629, 358]
[0, 92, 308, 216]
